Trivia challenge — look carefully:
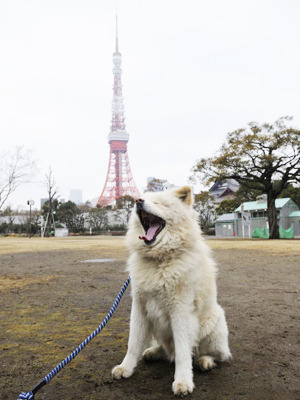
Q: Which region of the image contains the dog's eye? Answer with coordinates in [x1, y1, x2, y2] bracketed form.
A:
[153, 202, 166, 207]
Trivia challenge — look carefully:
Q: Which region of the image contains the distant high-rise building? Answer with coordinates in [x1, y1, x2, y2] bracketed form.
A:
[69, 189, 83, 205]
[97, 16, 140, 207]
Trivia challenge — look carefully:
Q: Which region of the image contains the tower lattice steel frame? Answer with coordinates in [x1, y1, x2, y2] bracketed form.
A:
[97, 17, 140, 207]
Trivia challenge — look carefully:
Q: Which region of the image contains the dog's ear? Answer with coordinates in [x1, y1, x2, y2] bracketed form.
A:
[175, 186, 193, 205]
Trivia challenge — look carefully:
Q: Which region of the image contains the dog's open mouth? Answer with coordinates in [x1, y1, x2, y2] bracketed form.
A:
[137, 209, 166, 245]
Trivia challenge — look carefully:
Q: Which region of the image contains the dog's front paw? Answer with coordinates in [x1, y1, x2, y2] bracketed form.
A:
[111, 364, 134, 379]
[172, 379, 194, 396]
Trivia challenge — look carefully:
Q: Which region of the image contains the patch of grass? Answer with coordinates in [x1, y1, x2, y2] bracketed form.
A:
[0, 275, 59, 292]
[207, 238, 300, 254]
[1, 304, 129, 367]
[0, 236, 127, 255]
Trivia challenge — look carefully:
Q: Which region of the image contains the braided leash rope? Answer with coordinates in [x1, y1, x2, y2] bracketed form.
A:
[17, 276, 131, 400]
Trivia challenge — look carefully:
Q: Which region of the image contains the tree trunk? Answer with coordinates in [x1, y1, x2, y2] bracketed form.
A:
[267, 193, 280, 239]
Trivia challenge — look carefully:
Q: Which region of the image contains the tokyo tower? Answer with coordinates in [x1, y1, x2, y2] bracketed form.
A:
[97, 17, 140, 207]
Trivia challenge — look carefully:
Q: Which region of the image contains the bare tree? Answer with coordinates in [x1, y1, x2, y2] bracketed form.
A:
[41, 168, 59, 237]
[0, 147, 35, 210]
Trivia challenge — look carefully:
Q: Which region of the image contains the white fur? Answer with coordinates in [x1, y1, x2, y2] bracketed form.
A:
[112, 187, 231, 396]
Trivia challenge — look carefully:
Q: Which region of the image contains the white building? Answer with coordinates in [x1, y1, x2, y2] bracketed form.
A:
[215, 197, 300, 238]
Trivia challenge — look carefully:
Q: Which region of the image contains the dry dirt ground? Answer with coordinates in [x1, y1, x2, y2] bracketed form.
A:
[0, 236, 299, 400]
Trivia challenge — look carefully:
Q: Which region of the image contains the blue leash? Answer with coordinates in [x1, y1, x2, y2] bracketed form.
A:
[17, 276, 131, 400]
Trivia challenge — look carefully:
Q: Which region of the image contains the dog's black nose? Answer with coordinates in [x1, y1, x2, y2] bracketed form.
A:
[135, 198, 144, 210]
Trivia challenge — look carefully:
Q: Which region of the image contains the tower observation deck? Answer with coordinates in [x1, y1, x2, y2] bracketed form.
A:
[97, 17, 140, 207]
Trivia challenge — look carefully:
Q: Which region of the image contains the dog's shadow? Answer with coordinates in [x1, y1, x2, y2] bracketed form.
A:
[109, 358, 231, 398]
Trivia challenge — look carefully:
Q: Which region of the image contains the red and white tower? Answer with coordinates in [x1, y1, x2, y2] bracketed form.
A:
[97, 17, 140, 207]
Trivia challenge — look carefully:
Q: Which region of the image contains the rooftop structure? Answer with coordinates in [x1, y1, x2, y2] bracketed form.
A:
[209, 179, 239, 203]
[235, 198, 291, 212]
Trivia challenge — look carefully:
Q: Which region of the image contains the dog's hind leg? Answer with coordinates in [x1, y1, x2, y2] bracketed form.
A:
[195, 305, 231, 370]
[197, 355, 216, 371]
[143, 341, 166, 362]
[210, 306, 232, 362]
[143, 336, 175, 362]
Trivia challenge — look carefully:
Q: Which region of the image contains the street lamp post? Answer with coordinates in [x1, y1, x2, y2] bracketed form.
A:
[27, 200, 35, 238]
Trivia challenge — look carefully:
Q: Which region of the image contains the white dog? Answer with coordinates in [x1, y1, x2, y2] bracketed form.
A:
[112, 186, 231, 396]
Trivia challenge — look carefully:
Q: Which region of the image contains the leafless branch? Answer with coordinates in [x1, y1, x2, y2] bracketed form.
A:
[0, 147, 35, 210]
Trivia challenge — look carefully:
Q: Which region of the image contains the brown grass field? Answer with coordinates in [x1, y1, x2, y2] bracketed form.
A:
[0, 236, 299, 400]
[1, 235, 299, 255]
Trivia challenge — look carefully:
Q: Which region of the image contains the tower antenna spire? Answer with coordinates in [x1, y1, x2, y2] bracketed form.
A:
[115, 14, 119, 53]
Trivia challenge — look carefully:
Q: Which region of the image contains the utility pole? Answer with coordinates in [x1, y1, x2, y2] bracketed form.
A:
[27, 200, 34, 238]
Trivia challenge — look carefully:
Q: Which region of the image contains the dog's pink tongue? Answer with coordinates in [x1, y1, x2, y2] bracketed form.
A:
[139, 224, 160, 241]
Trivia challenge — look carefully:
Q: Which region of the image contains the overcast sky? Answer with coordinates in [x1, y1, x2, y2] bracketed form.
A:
[1, 0, 300, 210]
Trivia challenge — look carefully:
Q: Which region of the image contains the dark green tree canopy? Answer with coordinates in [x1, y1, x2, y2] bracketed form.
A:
[41, 198, 60, 220]
[115, 195, 135, 209]
[86, 208, 108, 232]
[56, 201, 84, 233]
